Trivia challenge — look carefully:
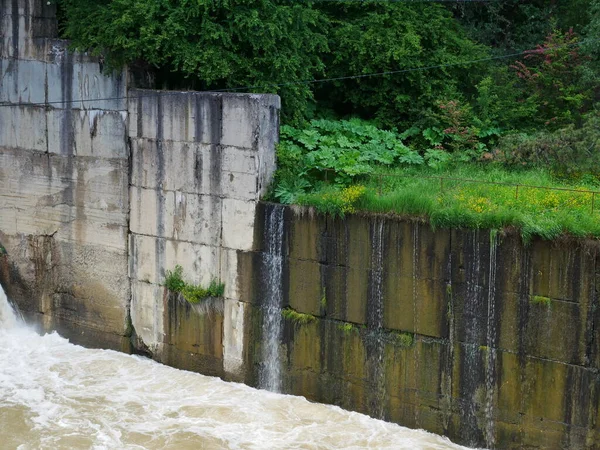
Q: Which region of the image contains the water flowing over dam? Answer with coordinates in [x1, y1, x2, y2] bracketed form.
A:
[259, 205, 286, 392]
[0, 286, 469, 449]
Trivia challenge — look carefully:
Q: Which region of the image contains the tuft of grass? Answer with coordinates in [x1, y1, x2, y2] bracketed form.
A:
[530, 295, 552, 307]
[281, 307, 316, 325]
[337, 322, 359, 335]
[164, 265, 186, 292]
[320, 288, 327, 310]
[391, 331, 414, 348]
[163, 265, 225, 304]
[381, 330, 415, 347]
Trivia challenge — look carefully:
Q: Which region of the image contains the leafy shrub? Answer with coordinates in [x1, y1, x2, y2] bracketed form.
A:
[496, 112, 600, 177]
[164, 265, 185, 292]
[509, 29, 594, 129]
[274, 118, 421, 204]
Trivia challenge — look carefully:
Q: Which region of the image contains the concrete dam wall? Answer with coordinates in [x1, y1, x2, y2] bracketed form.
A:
[0, 0, 279, 379]
[238, 204, 600, 449]
[1, 1, 599, 449]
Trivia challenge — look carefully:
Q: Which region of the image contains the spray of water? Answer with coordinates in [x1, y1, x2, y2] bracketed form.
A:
[0, 284, 20, 329]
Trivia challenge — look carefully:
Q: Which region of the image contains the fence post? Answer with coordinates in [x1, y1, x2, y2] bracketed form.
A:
[515, 185, 519, 200]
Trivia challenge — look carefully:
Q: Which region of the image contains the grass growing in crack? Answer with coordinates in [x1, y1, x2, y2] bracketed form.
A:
[530, 295, 551, 307]
[338, 322, 359, 336]
[164, 265, 225, 304]
[382, 330, 415, 347]
[281, 307, 316, 325]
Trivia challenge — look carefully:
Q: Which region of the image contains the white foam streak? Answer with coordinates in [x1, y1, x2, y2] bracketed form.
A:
[0, 285, 470, 450]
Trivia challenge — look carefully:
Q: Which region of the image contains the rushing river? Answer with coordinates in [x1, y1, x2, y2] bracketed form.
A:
[0, 287, 468, 450]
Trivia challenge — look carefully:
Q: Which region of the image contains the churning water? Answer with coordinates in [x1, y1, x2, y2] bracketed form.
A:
[0, 286, 470, 450]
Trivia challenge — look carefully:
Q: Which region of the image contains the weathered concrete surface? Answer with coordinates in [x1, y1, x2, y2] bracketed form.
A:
[127, 89, 280, 379]
[237, 204, 600, 450]
[0, 0, 130, 350]
[0, 0, 280, 364]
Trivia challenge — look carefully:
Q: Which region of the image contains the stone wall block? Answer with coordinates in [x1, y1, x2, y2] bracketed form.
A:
[256, 95, 279, 197]
[0, 105, 46, 151]
[221, 198, 256, 251]
[524, 299, 583, 364]
[162, 295, 224, 377]
[129, 187, 175, 238]
[288, 210, 322, 262]
[383, 274, 415, 332]
[173, 192, 222, 245]
[288, 258, 321, 316]
[219, 248, 238, 299]
[223, 298, 246, 379]
[0, 58, 46, 104]
[221, 171, 257, 202]
[130, 188, 223, 245]
[164, 240, 221, 287]
[47, 108, 128, 158]
[46, 57, 127, 111]
[130, 280, 165, 352]
[127, 91, 158, 139]
[221, 95, 258, 149]
[129, 234, 221, 287]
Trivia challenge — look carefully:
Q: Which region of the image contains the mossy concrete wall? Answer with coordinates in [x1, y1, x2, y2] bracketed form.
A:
[238, 204, 600, 449]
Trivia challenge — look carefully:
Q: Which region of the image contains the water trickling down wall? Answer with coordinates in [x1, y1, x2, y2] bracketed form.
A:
[237, 204, 600, 449]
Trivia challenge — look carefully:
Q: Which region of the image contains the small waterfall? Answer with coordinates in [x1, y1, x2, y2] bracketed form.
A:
[461, 229, 484, 446]
[411, 222, 420, 426]
[259, 205, 285, 392]
[367, 218, 386, 419]
[0, 285, 20, 329]
[484, 230, 498, 448]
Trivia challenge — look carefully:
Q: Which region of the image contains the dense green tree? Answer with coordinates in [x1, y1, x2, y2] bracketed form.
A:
[449, 0, 591, 52]
[316, 2, 487, 128]
[59, 0, 328, 123]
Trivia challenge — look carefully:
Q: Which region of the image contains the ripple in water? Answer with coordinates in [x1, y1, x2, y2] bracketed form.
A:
[0, 286, 470, 449]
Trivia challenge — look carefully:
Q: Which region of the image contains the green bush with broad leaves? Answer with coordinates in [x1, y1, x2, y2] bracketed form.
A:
[274, 118, 423, 204]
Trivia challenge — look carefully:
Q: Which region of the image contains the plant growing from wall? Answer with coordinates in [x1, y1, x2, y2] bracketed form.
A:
[530, 295, 552, 307]
[382, 330, 415, 348]
[163, 265, 225, 304]
[337, 322, 359, 336]
[281, 307, 316, 325]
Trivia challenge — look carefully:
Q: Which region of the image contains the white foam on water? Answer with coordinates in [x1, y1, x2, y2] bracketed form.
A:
[0, 285, 472, 450]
